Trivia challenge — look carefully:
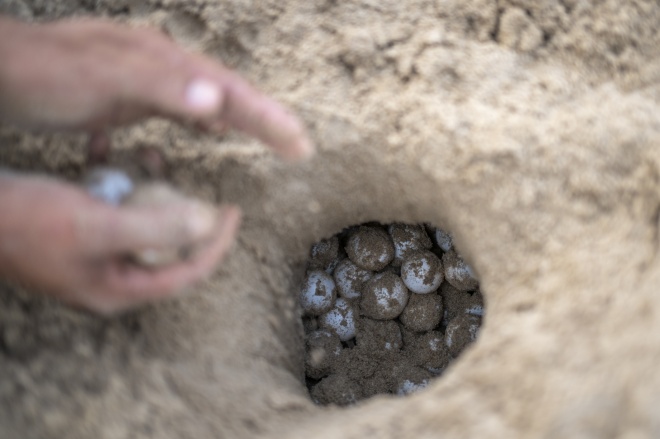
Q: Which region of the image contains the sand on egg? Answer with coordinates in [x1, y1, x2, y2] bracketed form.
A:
[406, 330, 452, 372]
[388, 223, 432, 267]
[442, 249, 479, 292]
[333, 258, 373, 300]
[310, 374, 363, 406]
[318, 298, 356, 341]
[360, 272, 410, 320]
[308, 236, 341, 272]
[346, 226, 395, 271]
[445, 314, 482, 357]
[399, 292, 443, 333]
[300, 270, 337, 316]
[432, 227, 453, 252]
[401, 250, 444, 294]
[305, 329, 342, 380]
[395, 367, 433, 396]
[356, 318, 403, 354]
[440, 283, 484, 325]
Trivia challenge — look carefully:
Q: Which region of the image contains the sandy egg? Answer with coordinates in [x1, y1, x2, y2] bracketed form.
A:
[310, 374, 363, 406]
[388, 223, 432, 267]
[333, 258, 373, 300]
[360, 272, 410, 320]
[433, 227, 453, 252]
[466, 291, 485, 317]
[395, 367, 433, 396]
[305, 329, 343, 380]
[300, 270, 337, 316]
[442, 249, 479, 291]
[401, 250, 444, 294]
[361, 371, 393, 398]
[439, 283, 484, 324]
[408, 330, 451, 370]
[445, 314, 482, 357]
[308, 236, 340, 272]
[345, 226, 394, 271]
[399, 292, 443, 332]
[356, 318, 403, 354]
[319, 298, 356, 341]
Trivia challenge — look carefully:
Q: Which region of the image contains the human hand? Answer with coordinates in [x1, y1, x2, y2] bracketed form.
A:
[0, 16, 313, 160]
[0, 173, 240, 314]
[0, 16, 314, 313]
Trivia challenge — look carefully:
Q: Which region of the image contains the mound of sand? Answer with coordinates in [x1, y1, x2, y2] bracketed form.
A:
[1, 1, 660, 438]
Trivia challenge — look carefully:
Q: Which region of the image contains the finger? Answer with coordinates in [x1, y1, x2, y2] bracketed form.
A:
[116, 42, 313, 161]
[78, 199, 221, 256]
[196, 57, 314, 161]
[100, 205, 241, 311]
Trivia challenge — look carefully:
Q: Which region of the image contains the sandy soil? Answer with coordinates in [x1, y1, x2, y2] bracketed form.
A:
[1, 0, 660, 438]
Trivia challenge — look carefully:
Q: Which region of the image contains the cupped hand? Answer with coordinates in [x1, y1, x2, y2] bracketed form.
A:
[0, 16, 315, 313]
[0, 16, 313, 161]
[0, 173, 241, 314]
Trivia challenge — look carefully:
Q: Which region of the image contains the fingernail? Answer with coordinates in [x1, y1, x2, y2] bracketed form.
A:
[297, 136, 315, 161]
[187, 203, 217, 239]
[185, 79, 221, 111]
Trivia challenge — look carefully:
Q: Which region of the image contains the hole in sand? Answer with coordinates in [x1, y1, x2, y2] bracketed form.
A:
[298, 222, 485, 406]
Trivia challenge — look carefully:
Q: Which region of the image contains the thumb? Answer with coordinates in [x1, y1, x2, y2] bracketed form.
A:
[79, 200, 236, 256]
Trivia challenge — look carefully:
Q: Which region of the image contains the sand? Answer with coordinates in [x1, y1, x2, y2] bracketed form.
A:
[1, 0, 660, 438]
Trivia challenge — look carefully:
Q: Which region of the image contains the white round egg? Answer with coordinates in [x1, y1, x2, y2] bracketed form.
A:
[84, 168, 134, 205]
[319, 298, 356, 341]
[442, 250, 479, 291]
[401, 250, 444, 294]
[395, 367, 433, 396]
[333, 258, 373, 300]
[300, 270, 337, 316]
[345, 226, 394, 271]
[360, 272, 410, 320]
[434, 227, 453, 252]
[388, 223, 432, 266]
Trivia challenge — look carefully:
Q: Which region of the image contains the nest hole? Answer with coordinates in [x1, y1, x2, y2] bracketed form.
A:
[298, 221, 485, 406]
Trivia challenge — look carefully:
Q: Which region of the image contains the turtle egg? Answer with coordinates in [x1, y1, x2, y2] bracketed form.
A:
[360, 272, 410, 320]
[308, 236, 340, 272]
[345, 226, 394, 271]
[356, 318, 403, 353]
[399, 292, 443, 332]
[395, 368, 433, 396]
[401, 250, 444, 294]
[310, 374, 363, 406]
[319, 298, 356, 341]
[445, 314, 481, 357]
[333, 258, 373, 300]
[408, 331, 451, 370]
[442, 250, 479, 291]
[433, 227, 453, 252]
[84, 167, 134, 205]
[300, 270, 337, 316]
[305, 329, 343, 379]
[388, 223, 432, 266]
